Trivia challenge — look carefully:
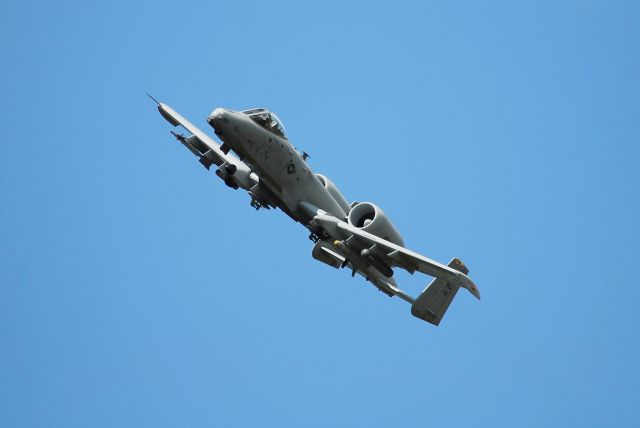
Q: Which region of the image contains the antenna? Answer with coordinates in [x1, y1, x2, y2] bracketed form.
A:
[146, 93, 160, 105]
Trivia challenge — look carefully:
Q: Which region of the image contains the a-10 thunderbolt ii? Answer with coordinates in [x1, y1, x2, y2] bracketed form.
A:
[150, 96, 480, 326]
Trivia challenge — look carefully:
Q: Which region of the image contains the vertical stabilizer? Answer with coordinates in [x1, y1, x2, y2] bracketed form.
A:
[411, 258, 469, 326]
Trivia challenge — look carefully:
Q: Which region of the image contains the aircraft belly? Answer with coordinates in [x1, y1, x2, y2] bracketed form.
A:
[280, 170, 347, 220]
[218, 116, 347, 221]
[243, 135, 347, 220]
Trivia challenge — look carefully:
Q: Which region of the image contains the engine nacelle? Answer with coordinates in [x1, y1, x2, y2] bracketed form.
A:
[347, 202, 405, 247]
[315, 174, 351, 215]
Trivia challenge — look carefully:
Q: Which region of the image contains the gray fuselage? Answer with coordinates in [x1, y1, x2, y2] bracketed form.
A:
[207, 108, 348, 222]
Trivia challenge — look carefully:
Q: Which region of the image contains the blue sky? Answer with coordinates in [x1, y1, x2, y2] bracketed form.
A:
[1, 1, 639, 426]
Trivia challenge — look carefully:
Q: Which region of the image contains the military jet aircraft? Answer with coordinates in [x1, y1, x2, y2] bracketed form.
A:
[150, 96, 480, 326]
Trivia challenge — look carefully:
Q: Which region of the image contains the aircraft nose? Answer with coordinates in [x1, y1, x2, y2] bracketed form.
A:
[207, 108, 229, 134]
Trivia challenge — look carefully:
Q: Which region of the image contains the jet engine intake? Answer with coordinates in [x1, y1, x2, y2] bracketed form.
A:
[347, 202, 405, 246]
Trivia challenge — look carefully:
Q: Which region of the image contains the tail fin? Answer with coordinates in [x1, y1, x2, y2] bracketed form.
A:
[411, 258, 469, 326]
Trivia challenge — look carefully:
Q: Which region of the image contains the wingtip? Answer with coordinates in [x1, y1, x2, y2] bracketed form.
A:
[470, 282, 481, 300]
[456, 272, 481, 300]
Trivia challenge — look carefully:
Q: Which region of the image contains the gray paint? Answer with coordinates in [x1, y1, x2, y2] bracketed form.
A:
[154, 100, 480, 326]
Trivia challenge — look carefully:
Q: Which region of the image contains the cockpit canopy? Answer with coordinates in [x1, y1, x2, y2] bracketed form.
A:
[242, 108, 287, 139]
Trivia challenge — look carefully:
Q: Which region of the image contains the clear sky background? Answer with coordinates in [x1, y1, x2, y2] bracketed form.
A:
[1, 1, 639, 427]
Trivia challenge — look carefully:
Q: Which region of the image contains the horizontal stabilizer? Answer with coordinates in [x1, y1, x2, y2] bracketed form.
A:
[411, 258, 469, 326]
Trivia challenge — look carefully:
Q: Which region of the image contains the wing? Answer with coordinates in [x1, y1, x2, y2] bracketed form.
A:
[300, 201, 480, 300]
[338, 220, 481, 299]
[152, 97, 256, 191]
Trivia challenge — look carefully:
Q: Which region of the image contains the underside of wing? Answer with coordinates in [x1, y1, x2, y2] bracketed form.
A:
[333, 218, 480, 299]
[152, 98, 256, 191]
[155, 101, 229, 167]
